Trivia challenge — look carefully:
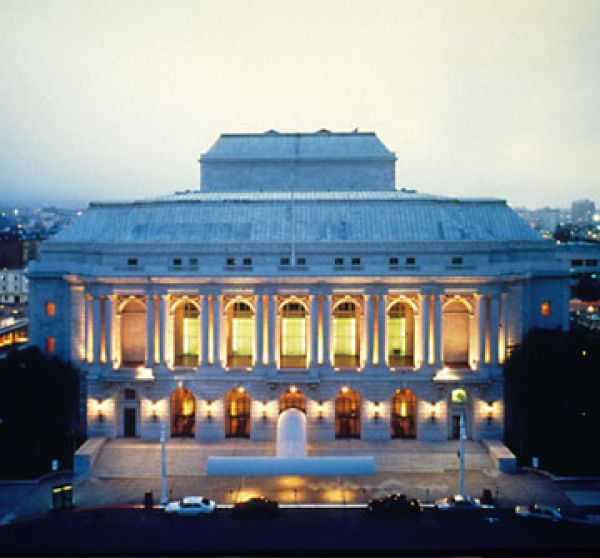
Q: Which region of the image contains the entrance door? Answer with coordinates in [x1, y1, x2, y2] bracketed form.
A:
[451, 415, 461, 439]
[124, 408, 137, 437]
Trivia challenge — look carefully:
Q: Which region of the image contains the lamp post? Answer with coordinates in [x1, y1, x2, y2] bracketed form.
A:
[160, 420, 168, 505]
[459, 414, 466, 497]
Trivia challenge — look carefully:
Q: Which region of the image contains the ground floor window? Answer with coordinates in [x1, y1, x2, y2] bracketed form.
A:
[170, 388, 195, 437]
[335, 388, 361, 438]
[279, 387, 306, 413]
[225, 388, 251, 437]
[390, 389, 416, 438]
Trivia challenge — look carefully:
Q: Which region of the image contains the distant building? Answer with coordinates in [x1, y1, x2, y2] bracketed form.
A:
[571, 199, 596, 225]
[0, 232, 41, 269]
[514, 207, 561, 237]
[29, 130, 569, 444]
[0, 269, 29, 304]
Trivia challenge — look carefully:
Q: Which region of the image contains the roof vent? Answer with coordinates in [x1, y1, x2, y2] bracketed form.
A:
[316, 128, 331, 134]
[265, 130, 279, 135]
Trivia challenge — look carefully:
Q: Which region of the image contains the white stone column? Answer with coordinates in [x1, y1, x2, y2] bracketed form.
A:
[311, 295, 318, 367]
[159, 295, 167, 365]
[146, 295, 155, 367]
[420, 293, 430, 367]
[200, 295, 208, 367]
[214, 295, 222, 367]
[92, 295, 102, 364]
[477, 294, 486, 367]
[434, 293, 443, 366]
[489, 293, 500, 366]
[377, 294, 386, 366]
[105, 295, 114, 365]
[256, 293, 264, 367]
[365, 295, 373, 368]
[268, 294, 276, 366]
[323, 295, 331, 366]
[84, 294, 93, 362]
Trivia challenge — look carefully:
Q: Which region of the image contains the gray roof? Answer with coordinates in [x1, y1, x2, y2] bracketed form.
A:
[50, 191, 540, 244]
[201, 130, 395, 161]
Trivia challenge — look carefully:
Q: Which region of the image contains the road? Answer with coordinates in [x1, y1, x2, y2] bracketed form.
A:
[0, 507, 598, 555]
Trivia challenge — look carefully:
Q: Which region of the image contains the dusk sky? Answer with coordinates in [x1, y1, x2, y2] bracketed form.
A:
[1, 0, 599, 209]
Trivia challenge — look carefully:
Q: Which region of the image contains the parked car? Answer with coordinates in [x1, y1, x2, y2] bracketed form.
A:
[515, 503, 563, 523]
[367, 493, 423, 517]
[434, 495, 483, 514]
[164, 496, 216, 516]
[232, 497, 279, 518]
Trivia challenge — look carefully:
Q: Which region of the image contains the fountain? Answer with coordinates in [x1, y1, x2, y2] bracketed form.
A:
[206, 409, 375, 476]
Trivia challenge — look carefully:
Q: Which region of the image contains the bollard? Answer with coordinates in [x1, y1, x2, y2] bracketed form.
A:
[144, 490, 154, 510]
[52, 485, 63, 511]
[62, 484, 73, 509]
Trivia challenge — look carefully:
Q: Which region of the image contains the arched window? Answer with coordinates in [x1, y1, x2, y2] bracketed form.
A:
[333, 301, 361, 368]
[279, 301, 308, 369]
[387, 302, 415, 368]
[173, 301, 200, 367]
[225, 388, 251, 438]
[279, 387, 306, 413]
[443, 299, 470, 367]
[390, 389, 417, 438]
[170, 388, 195, 438]
[335, 388, 361, 438]
[226, 301, 255, 368]
[120, 298, 146, 367]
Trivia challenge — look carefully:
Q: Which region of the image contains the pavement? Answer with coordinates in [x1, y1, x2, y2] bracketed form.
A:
[0, 438, 597, 524]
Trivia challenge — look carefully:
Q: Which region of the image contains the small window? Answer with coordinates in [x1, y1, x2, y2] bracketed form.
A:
[226, 258, 236, 266]
[296, 257, 306, 266]
[124, 389, 136, 401]
[351, 257, 361, 266]
[541, 301, 551, 317]
[334, 257, 344, 266]
[45, 301, 56, 317]
[189, 257, 198, 266]
[389, 257, 399, 266]
[451, 257, 463, 265]
[45, 337, 56, 353]
[172, 258, 183, 266]
[585, 260, 598, 266]
[242, 257, 252, 266]
[571, 260, 583, 266]
[127, 258, 138, 266]
[280, 257, 290, 266]
[406, 257, 416, 265]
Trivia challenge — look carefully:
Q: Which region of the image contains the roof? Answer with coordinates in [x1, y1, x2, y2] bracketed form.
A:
[49, 191, 541, 244]
[200, 130, 395, 161]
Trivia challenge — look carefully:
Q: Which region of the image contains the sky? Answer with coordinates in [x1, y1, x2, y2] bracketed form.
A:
[1, 0, 599, 209]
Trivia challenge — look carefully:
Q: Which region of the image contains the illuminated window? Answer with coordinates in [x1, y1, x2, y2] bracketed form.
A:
[335, 388, 361, 438]
[333, 301, 361, 368]
[45, 337, 55, 353]
[391, 389, 417, 438]
[443, 299, 470, 367]
[226, 301, 254, 368]
[45, 301, 56, 317]
[280, 387, 306, 413]
[387, 302, 414, 368]
[279, 301, 307, 368]
[173, 301, 200, 367]
[541, 301, 551, 317]
[225, 388, 251, 437]
[451, 388, 468, 404]
[170, 387, 195, 437]
[120, 298, 146, 367]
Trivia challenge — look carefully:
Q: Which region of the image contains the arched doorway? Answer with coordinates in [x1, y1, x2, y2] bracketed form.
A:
[226, 301, 255, 368]
[279, 387, 306, 413]
[390, 389, 417, 438]
[170, 388, 196, 437]
[387, 301, 415, 368]
[335, 388, 361, 438]
[225, 388, 251, 438]
[443, 299, 470, 368]
[173, 300, 200, 367]
[279, 300, 308, 369]
[120, 298, 146, 367]
[332, 300, 361, 368]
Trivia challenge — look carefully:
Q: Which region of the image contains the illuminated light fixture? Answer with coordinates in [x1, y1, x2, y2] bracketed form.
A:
[261, 401, 268, 422]
[486, 401, 494, 423]
[373, 401, 381, 421]
[341, 386, 349, 394]
[237, 386, 245, 393]
[206, 400, 213, 423]
[429, 401, 438, 422]
[150, 400, 159, 422]
[96, 399, 105, 423]
[317, 401, 324, 422]
[135, 366, 154, 381]
[289, 385, 297, 394]
[582, 350, 587, 357]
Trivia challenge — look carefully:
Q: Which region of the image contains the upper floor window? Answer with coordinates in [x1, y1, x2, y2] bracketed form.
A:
[586, 259, 598, 266]
[279, 301, 308, 369]
[172, 257, 183, 266]
[45, 301, 56, 317]
[442, 299, 470, 368]
[173, 301, 200, 367]
[387, 301, 415, 368]
[451, 257, 463, 265]
[225, 300, 255, 368]
[571, 259, 583, 267]
[332, 300, 361, 368]
[226, 258, 236, 266]
[406, 257, 416, 265]
[296, 257, 306, 266]
[541, 301, 551, 317]
[45, 337, 56, 353]
[280, 257, 290, 266]
[189, 257, 198, 266]
[351, 257, 361, 267]
[389, 257, 399, 266]
[127, 258, 138, 266]
[242, 258, 253, 266]
[334, 257, 344, 266]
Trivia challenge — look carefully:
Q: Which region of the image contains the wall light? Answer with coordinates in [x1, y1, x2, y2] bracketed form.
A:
[262, 401, 268, 422]
[237, 386, 245, 394]
[206, 400, 213, 423]
[96, 399, 105, 423]
[429, 401, 438, 422]
[317, 401, 324, 422]
[486, 401, 494, 423]
[341, 386, 349, 394]
[373, 401, 381, 422]
[150, 400, 160, 422]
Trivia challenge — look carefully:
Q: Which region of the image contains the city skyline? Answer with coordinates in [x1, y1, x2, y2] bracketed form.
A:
[1, 0, 599, 208]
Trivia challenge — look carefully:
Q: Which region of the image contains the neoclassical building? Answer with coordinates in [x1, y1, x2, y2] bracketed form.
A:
[28, 130, 569, 444]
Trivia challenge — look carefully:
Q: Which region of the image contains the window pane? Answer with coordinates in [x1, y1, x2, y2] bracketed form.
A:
[334, 318, 356, 356]
[388, 317, 407, 357]
[282, 317, 305, 356]
[182, 317, 199, 355]
[232, 318, 253, 356]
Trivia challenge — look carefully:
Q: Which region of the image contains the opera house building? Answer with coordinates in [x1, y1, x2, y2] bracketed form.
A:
[28, 130, 569, 444]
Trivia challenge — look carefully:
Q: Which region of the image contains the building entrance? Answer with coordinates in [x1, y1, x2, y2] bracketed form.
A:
[123, 408, 137, 437]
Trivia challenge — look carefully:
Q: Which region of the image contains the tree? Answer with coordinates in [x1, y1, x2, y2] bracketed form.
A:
[504, 327, 600, 474]
[0, 347, 82, 479]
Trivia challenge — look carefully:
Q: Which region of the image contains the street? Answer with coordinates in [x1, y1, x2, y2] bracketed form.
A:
[0, 507, 598, 555]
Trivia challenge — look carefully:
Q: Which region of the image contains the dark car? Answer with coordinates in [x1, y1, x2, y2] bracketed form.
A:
[367, 493, 422, 517]
[232, 497, 279, 518]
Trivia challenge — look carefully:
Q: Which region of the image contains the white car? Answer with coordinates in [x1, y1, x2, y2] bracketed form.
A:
[515, 503, 563, 522]
[434, 494, 483, 514]
[164, 496, 216, 516]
